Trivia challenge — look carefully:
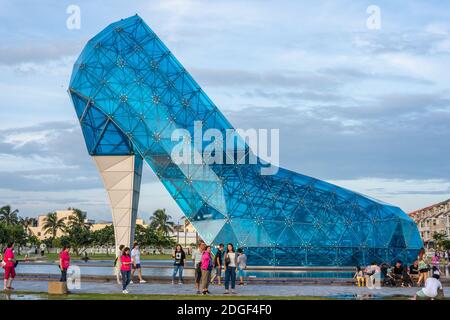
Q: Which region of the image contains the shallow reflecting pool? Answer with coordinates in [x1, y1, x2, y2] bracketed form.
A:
[3, 261, 448, 280]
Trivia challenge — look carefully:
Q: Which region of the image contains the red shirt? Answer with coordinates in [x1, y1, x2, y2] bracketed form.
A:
[60, 250, 70, 269]
[3, 248, 14, 268]
[121, 255, 131, 271]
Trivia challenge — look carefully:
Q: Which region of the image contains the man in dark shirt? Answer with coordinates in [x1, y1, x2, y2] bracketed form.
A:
[211, 243, 224, 285]
[410, 261, 419, 275]
[409, 260, 419, 283]
[393, 261, 404, 275]
[391, 260, 404, 285]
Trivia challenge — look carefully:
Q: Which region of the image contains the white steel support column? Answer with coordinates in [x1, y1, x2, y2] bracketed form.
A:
[93, 155, 142, 255]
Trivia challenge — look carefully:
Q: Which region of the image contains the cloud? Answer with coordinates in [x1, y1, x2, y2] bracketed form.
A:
[318, 93, 450, 120]
[351, 29, 450, 56]
[327, 178, 450, 212]
[224, 92, 450, 182]
[0, 42, 82, 66]
[0, 121, 98, 190]
[190, 68, 341, 91]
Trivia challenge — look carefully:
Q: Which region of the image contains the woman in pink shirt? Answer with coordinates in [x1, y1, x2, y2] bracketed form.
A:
[3, 242, 16, 290]
[200, 246, 213, 295]
[59, 246, 71, 282]
[432, 253, 440, 271]
[120, 247, 132, 294]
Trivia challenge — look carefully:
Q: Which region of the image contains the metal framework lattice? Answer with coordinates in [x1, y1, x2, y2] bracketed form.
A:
[68, 15, 422, 266]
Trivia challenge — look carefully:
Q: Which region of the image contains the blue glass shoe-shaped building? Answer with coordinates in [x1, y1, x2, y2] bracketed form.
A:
[68, 15, 422, 266]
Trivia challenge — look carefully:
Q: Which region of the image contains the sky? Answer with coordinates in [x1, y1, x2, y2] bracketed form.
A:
[0, 0, 449, 223]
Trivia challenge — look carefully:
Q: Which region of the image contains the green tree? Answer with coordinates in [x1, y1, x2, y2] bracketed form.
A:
[42, 238, 54, 253]
[4, 224, 28, 255]
[149, 209, 174, 236]
[42, 212, 66, 243]
[19, 217, 37, 236]
[67, 209, 91, 230]
[62, 224, 92, 255]
[0, 205, 19, 226]
[432, 232, 448, 252]
[26, 234, 40, 248]
[441, 240, 450, 251]
[134, 224, 159, 247]
[0, 223, 8, 249]
[92, 225, 114, 256]
[134, 224, 146, 245]
[154, 231, 176, 252]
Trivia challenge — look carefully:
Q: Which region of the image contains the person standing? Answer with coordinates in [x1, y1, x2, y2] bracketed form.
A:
[120, 247, 133, 294]
[224, 243, 237, 294]
[200, 246, 213, 295]
[237, 248, 247, 286]
[172, 244, 186, 284]
[211, 243, 224, 285]
[432, 253, 440, 271]
[114, 244, 125, 285]
[417, 248, 429, 287]
[192, 241, 205, 294]
[59, 246, 71, 282]
[130, 242, 146, 284]
[3, 242, 16, 291]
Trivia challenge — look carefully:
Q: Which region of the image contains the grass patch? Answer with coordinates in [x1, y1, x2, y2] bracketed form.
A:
[62, 293, 332, 300]
[4, 290, 449, 300]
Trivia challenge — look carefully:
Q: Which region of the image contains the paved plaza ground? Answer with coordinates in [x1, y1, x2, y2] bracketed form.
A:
[2, 280, 449, 300]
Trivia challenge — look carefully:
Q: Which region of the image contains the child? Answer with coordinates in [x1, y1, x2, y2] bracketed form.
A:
[354, 266, 365, 287]
[237, 248, 247, 286]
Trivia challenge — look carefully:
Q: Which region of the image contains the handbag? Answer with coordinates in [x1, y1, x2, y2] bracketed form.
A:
[224, 254, 231, 266]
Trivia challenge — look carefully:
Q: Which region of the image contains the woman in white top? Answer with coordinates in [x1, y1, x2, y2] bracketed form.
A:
[223, 243, 238, 294]
[114, 244, 125, 285]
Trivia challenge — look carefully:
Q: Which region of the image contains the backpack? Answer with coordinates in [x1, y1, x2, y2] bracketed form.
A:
[207, 254, 213, 271]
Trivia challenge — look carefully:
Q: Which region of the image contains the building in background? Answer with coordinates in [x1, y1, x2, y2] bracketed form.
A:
[29, 210, 88, 240]
[90, 218, 147, 232]
[28, 209, 199, 248]
[29, 209, 146, 240]
[172, 219, 200, 248]
[409, 199, 450, 248]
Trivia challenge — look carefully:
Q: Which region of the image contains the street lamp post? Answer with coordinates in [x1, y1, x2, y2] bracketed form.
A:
[177, 217, 181, 244]
[180, 216, 186, 248]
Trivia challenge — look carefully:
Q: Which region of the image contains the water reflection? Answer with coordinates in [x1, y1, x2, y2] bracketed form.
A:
[3, 260, 448, 280]
[12, 263, 355, 279]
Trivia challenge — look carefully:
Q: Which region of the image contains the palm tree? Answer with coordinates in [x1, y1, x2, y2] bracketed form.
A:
[432, 232, 447, 252]
[19, 217, 37, 235]
[67, 209, 91, 230]
[149, 209, 174, 236]
[42, 212, 66, 241]
[0, 205, 19, 226]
